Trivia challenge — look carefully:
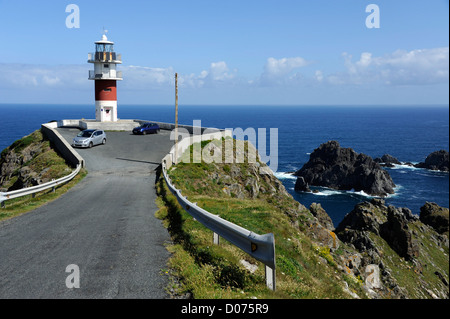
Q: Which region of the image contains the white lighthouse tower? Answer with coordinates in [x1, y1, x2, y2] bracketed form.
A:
[88, 33, 122, 122]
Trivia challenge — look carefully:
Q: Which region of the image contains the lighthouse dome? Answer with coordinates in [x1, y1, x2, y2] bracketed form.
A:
[95, 34, 114, 45]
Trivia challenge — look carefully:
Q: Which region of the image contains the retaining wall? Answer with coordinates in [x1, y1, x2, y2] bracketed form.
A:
[41, 123, 85, 168]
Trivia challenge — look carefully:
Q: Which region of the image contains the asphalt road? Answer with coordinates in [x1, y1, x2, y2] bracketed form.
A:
[0, 128, 175, 298]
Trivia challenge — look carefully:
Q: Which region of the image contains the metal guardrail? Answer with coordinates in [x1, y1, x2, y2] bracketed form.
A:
[162, 156, 276, 291]
[0, 164, 82, 208]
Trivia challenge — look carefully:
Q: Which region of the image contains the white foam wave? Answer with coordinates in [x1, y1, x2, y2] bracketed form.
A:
[349, 189, 373, 198]
[390, 163, 421, 170]
[313, 189, 342, 196]
[310, 187, 398, 199]
[384, 184, 402, 198]
[274, 172, 297, 180]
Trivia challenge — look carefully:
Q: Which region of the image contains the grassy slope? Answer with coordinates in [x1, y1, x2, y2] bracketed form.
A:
[155, 139, 366, 299]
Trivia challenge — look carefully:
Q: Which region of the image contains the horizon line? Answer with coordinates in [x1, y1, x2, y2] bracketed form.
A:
[1, 103, 449, 108]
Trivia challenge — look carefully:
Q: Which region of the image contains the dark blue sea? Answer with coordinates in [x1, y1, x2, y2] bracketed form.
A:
[1, 104, 448, 226]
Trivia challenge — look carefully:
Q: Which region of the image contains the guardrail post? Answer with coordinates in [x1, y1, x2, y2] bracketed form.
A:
[265, 265, 276, 291]
[213, 232, 220, 245]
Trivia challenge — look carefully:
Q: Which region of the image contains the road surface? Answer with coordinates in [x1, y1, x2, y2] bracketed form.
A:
[0, 128, 175, 298]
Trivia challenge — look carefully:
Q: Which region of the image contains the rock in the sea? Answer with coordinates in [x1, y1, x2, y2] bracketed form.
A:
[374, 154, 401, 167]
[294, 141, 396, 197]
[420, 202, 449, 236]
[294, 176, 311, 192]
[415, 150, 449, 172]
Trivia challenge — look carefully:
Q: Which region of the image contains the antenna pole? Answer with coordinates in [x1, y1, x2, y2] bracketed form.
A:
[174, 73, 179, 164]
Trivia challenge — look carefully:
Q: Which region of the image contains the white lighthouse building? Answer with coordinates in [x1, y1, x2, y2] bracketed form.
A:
[88, 34, 122, 122]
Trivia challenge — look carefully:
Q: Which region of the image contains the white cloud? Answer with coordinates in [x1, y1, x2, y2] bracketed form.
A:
[264, 57, 310, 77]
[334, 47, 449, 85]
[121, 65, 174, 90]
[315, 70, 324, 82]
[193, 61, 237, 86]
[122, 61, 237, 90]
[209, 61, 235, 81]
[258, 57, 312, 86]
[0, 64, 88, 89]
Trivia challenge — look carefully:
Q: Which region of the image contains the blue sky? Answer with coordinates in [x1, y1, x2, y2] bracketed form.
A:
[0, 0, 448, 105]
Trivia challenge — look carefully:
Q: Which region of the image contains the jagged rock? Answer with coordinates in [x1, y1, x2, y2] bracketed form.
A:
[218, 161, 291, 200]
[420, 202, 449, 236]
[294, 141, 396, 197]
[380, 206, 420, 261]
[335, 201, 432, 298]
[294, 176, 311, 192]
[336, 199, 387, 236]
[244, 177, 259, 199]
[307, 221, 340, 250]
[309, 203, 334, 231]
[225, 183, 246, 199]
[374, 154, 401, 167]
[415, 150, 449, 172]
[338, 201, 419, 261]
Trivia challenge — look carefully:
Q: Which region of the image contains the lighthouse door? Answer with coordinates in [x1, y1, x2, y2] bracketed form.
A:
[104, 107, 112, 121]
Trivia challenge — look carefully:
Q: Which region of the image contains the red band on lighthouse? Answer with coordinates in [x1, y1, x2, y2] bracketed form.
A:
[95, 80, 117, 101]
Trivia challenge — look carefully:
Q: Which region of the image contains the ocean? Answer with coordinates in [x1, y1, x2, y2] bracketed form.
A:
[1, 104, 449, 226]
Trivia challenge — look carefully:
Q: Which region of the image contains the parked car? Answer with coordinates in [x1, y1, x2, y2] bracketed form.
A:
[132, 122, 160, 135]
[72, 129, 107, 148]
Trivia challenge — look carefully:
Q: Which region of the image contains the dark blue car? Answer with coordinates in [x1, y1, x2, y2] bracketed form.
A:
[132, 122, 160, 135]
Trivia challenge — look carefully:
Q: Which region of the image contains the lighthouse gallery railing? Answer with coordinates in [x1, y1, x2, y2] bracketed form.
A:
[88, 52, 122, 63]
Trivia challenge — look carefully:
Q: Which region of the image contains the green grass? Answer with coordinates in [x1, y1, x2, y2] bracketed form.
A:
[155, 140, 361, 299]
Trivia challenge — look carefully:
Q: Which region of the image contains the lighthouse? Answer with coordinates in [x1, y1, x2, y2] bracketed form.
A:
[88, 34, 122, 122]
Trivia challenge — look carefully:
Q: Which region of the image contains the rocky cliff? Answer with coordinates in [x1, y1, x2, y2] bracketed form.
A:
[335, 199, 449, 299]
[0, 130, 71, 192]
[294, 141, 396, 197]
[420, 202, 449, 236]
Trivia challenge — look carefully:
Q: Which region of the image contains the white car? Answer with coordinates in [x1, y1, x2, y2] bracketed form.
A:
[72, 129, 106, 148]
